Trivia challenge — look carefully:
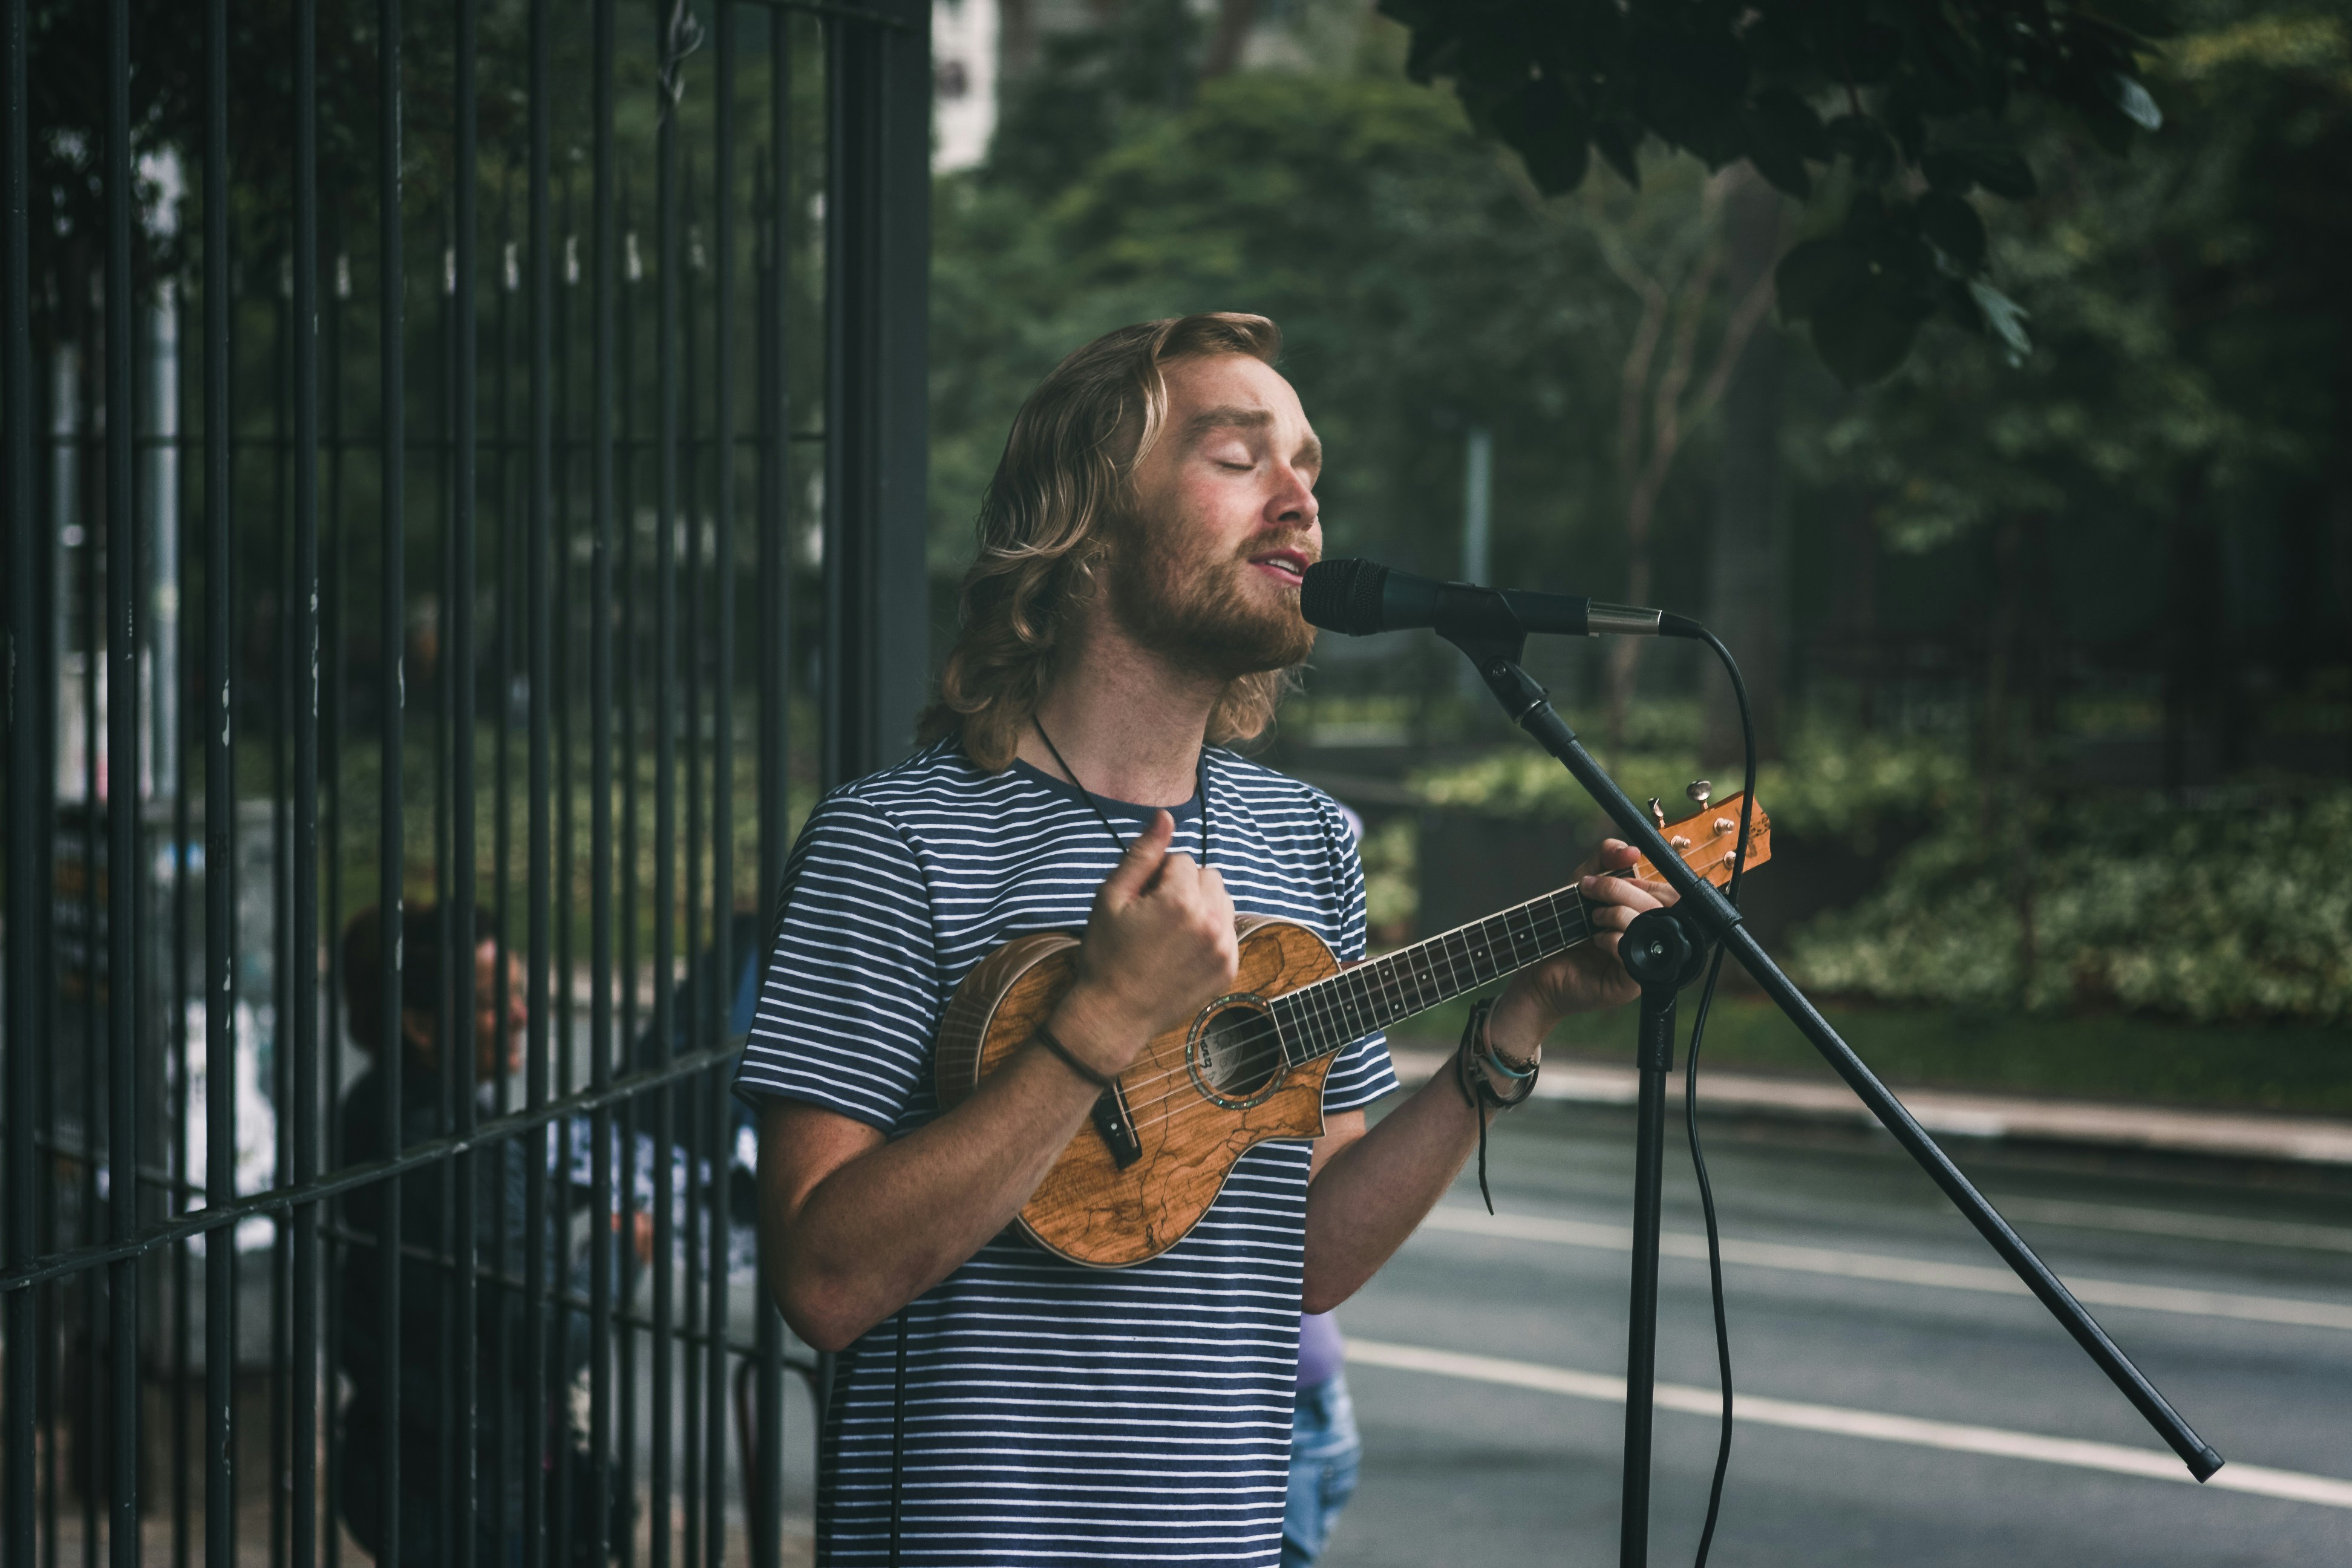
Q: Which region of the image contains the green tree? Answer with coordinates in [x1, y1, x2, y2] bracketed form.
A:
[1377, 0, 2172, 385]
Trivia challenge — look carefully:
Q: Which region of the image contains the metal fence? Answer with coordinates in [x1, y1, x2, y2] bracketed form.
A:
[2, 1, 930, 1563]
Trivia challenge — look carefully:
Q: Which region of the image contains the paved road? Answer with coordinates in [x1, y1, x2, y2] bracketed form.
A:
[1322, 1100, 2352, 1567]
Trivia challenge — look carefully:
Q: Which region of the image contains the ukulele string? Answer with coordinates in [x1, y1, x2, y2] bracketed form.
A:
[1102, 842, 1728, 1134]
[1102, 892, 1604, 1135]
[1022, 725, 1699, 1129]
[1096, 883, 1598, 1119]
[1100, 864, 1619, 1124]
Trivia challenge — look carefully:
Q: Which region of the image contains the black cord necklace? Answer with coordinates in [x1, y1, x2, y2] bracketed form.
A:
[1031, 713, 1212, 870]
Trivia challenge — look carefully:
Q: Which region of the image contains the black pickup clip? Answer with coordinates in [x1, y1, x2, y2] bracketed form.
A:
[1089, 1082, 1143, 1168]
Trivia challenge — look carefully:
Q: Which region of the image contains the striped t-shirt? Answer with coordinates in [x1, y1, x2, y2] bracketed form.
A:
[734, 738, 1396, 1566]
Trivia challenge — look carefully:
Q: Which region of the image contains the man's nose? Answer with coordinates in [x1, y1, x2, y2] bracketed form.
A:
[1268, 464, 1318, 528]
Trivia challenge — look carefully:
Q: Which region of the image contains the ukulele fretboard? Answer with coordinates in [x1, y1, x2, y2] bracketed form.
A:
[1269, 884, 1594, 1063]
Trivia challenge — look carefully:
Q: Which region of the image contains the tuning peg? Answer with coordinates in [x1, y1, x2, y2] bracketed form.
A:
[1648, 797, 1667, 834]
[1686, 779, 1712, 810]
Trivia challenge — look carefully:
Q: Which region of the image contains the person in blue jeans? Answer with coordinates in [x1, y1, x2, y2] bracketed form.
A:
[1285, 1310, 1361, 1566]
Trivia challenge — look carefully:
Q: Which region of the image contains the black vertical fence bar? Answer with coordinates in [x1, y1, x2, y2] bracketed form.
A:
[678, 148, 704, 1568]
[613, 195, 641, 1568]
[488, 181, 516, 1563]
[200, 6, 237, 1561]
[318, 224, 345, 1568]
[750, 12, 794, 1563]
[4, 0, 42, 1559]
[172, 264, 197, 1568]
[269, 234, 291, 1568]
[102, 0, 142, 1557]
[38, 283, 57, 1568]
[423, 200, 449, 1568]
[449, 1, 483, 1563]
[80, 251, 101, 1568]
[522, 0, 555, 1560]
[707, 9, 738, 1563]
[653, 1, 684, 1560]
[587, 2, 616, 1563]
[549, 151, 580, 1568]
[290, 0, 324, 1562]
[430, 196, 455, 1568]
[171, 270, 196, 1568]
[374, 0, 408, 1561]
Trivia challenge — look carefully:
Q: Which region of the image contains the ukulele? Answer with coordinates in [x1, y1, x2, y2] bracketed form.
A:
[935, 788, 1771, 1268]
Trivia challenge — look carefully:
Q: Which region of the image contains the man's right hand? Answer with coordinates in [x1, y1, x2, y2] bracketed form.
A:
[1053, 810, 1240, 1072]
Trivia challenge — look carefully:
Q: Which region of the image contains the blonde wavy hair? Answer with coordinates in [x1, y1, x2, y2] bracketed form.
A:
[918, 312, 1296, 771]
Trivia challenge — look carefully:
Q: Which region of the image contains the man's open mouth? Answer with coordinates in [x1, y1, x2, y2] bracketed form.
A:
[1247, 548, 1311, 586]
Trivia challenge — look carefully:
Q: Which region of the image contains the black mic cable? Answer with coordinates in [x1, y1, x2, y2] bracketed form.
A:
[1684, 626, 1754, 1568]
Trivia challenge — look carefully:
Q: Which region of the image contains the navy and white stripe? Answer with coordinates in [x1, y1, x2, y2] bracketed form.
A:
[734, 738, 1394, 1566]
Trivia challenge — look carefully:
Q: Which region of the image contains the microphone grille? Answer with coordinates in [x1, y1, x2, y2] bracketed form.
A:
[1300, 558, 1387, 636]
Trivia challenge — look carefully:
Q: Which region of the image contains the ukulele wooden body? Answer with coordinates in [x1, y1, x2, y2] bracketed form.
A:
[933, 791, 1769, 1270]
[935, 915, 1343, 1269]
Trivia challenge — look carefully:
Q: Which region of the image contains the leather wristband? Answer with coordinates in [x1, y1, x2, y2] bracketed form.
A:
[1032, 1022, 1117, 1091]
[1454, 1001, 1539, 1110]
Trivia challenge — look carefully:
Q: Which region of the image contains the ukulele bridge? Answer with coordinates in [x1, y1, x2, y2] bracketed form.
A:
[1088, 1082, 1143, 1168]
[1186, 992, 1287, 1109]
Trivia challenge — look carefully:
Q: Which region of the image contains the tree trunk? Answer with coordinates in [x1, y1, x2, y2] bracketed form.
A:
[1702, 174, 1786, 768]
[1202, 0, 1259, 79]
[2160, 465, 2216, 795]
[1851, 495, 1880, 731]
[2331, 339, 2352, 779]
[1000, 0, 1039, 80]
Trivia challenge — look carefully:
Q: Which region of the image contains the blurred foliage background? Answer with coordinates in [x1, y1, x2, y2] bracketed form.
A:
[929, 0, 2352, 1103]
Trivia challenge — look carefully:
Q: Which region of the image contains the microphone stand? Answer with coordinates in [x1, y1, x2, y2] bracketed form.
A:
[1432, 607, 2223, 1568]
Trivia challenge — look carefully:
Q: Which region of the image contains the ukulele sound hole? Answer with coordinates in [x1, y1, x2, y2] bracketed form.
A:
[1192, 1000, 1285, 1106]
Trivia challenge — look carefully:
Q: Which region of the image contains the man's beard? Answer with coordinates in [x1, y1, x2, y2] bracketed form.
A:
[1109, 514, 1317, 680]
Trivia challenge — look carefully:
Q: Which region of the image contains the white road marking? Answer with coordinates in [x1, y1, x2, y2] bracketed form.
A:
[1344, 1338, 2352, 1511]
[1992, 1195, 2352, 1255]
[1418, 1206, 2352, 1333]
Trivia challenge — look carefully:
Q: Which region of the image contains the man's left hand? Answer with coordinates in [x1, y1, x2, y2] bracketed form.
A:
[1486, 840, 1675, 1055]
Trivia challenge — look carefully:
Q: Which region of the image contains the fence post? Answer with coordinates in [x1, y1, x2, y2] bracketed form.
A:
[823, 0, 931, 789]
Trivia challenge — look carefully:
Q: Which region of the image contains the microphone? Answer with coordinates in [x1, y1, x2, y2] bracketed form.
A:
[1301, 558, 1699, 641]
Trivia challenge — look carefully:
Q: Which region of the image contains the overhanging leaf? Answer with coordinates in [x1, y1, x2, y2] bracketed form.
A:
[1825, 113, 1896, 185]
[1752, 87, 1832, 160]
[1921, 149, 1974, 194]
[1593, 120, 1642, 188]
[2100, 71, 2164, 132]
[1812, 290, 1923, 387]
[1774, 237, 1867, 325]
[1915, 191, 1987, 270]
[1959, 144, 2037, 200]
[1967, 277, 2033, 361]
[1494, 76, 1592, 194]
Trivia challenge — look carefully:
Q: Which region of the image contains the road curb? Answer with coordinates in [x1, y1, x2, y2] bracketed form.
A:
[1387, 1049, 2352, 1167]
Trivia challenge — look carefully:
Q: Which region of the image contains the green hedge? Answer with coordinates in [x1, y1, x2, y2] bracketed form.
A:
[1792, 786, 2352, 1025]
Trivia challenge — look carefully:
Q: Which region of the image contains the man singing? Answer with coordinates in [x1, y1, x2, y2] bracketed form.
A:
[739, 312, 1670, 1563]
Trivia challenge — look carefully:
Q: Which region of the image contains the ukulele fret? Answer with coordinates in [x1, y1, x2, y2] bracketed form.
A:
[1275, 884, 1596, 1061]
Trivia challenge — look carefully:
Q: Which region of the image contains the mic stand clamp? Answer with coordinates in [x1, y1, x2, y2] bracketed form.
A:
[1432, 622, 2223, 1568]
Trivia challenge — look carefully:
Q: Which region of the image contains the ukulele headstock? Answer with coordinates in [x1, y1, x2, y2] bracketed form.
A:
[1628, 784, 1771, 890]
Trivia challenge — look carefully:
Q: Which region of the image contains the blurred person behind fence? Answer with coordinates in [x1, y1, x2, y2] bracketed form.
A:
[336, 903, 641, 1565]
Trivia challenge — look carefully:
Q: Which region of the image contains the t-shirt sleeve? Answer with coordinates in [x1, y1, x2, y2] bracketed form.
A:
[731, 791, 941, 1132]
[1318, 795, 1400, 1113]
